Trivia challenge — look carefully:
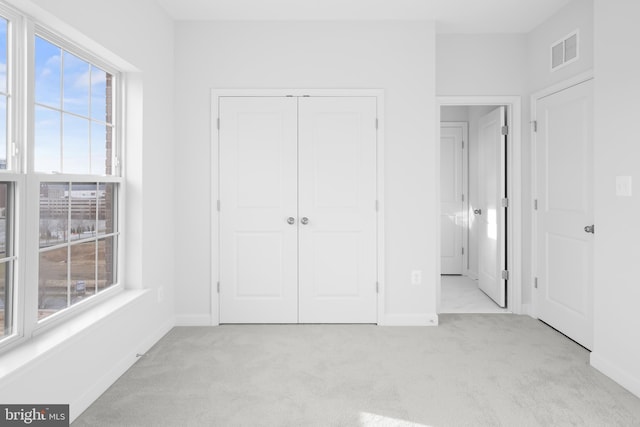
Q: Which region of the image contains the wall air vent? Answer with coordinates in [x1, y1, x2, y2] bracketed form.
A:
[551, 30, 579, 71]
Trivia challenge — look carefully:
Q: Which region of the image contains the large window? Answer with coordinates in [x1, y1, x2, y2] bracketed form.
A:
[33, 33, 121, 323]
[0, 4, 122, 350]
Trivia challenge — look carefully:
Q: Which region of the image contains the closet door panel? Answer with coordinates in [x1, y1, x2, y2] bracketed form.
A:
[219, 97, 298, 323]
[298, 97, 378, 323]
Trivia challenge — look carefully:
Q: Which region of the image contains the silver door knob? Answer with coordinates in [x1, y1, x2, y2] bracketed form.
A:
[474, 209, 482, 215]
[584, 224, 594, 234]
[301, 217, 309, 225]
[287, 217, 295, 225]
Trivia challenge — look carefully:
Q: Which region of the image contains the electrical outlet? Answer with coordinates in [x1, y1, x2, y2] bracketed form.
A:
[411, 270, 422, 285]
[157, 287, 164, 303]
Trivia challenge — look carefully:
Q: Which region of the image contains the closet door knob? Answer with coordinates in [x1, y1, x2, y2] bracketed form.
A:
[474, 209, 482, 215]
[301, 217, 309, 225]
[287, 217, 295, 225]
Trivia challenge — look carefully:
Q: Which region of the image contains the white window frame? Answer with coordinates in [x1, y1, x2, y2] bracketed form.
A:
[0, 3, 25, 351]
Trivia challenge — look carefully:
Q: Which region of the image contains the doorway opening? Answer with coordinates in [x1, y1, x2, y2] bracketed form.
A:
[437, 97, 522, 315]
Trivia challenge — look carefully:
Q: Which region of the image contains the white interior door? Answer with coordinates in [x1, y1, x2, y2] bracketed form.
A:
[219, 97, 298, 323]
[535, 79, 594, 349]
[440, 124, 465, 275]
[477, 107, 507, 307]
[298, 97, 378, 323]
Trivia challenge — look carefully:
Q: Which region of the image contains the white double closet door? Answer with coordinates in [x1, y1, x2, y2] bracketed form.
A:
[219, 96, 377, 324]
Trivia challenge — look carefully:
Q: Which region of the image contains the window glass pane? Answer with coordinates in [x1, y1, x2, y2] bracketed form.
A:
[35, 36, 61, 108]
[62, 113, 89, 174]
[63, 51, 89, 117]
[70, 241, 96, 300]
[39, 182, 69, 249]
[35, 106, 61, 173]
[70, 183, 96, 241]
[91, 122, 108, 175]
[97, 183, 115, 236]
[0, 18, 7, 94]
[0, 95, 6, 170]
[91, 66, 109, 122]
[97, 236, 115, 292]
[38, 246, 68, 320]
[0, 262, 11, 338]
[0, 183, 8, 258]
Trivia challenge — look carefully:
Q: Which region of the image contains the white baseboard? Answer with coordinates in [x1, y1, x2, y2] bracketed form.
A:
[520, 303, 534, 317]
[70, 316, 175, 422]
[175, 314, 213, 326]
[379, 313, 439, 326]
[590, 352, 640, 399]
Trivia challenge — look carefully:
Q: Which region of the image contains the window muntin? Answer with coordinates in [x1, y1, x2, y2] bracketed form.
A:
[38, 182, 117, 321]
[34, 35, 114, 175]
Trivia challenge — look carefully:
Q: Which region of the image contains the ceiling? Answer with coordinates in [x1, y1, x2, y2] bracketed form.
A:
[155, 0, 574, 33]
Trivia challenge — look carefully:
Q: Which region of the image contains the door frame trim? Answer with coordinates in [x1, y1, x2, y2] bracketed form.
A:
[436, 96, 523, 314]
[210, 89, 385, 326]
[530, 70, 594, 320]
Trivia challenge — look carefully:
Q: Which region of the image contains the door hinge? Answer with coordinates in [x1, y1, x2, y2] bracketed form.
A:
[217, 118, 220, 130]
[501, 125, 509, 136]
[217, 281, 220, 293]
[501, 270, 510, 281]
[501, 198, 509, 208]
[534, 199, 538, 210]
[534, 277, 538, 289]
[532, 120, 538, 133]
[375, 118, 379, 129]
[462, 140, 465, 149]
[217, 200, 221, 211]
[462, 194, 465, 202]
[375, 200, 379, 212]
[462, 247, 465, 255]
[376, 282, 379, 293]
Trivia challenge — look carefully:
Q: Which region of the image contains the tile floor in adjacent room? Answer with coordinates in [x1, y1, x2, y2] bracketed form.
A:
[440, 275, 509, 313]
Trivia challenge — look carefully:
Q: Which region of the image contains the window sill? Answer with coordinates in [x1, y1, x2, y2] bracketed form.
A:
[0, 289, 149, 381]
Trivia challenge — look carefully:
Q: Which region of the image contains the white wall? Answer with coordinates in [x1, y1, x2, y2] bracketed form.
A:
[527, 0, 594, 93]
[436, 34, 528, 97]
[174, 21, 438, 324]
[440, 106, 468, 122]
[590, 0, 640, 398]
[0, 0, 176, 420]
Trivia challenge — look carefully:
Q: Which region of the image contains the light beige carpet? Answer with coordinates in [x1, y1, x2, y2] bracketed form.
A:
[73, 314, 640, 426]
